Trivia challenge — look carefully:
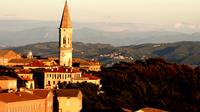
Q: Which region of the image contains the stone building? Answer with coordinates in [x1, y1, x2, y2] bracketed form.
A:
[0, 76, 17, 91]
[0, 50, 21, 66]
[55, 89, 82, 112]
[73, 58, 101, 72]
[59, 1, 73, 67]
[44, 67, 82, 89]
[16, 70, 35, 89]
[0, 91, 46, 112]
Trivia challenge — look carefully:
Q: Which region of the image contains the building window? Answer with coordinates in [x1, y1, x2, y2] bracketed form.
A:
[59, 74, 62, 79]
[63, 36, 66, 44]
[48, 81, 51, 85]
[57, 74, 59, 79]
[53, 81, 55, 85]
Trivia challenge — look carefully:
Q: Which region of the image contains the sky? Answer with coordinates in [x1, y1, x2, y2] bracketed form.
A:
[0, 0, 200, 25]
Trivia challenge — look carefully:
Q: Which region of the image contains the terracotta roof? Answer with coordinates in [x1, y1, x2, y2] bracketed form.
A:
[20, 78, 34, 81]
[33, 89, 53, 98]
[73, 58, 101, 66]
[82, 74, 101, 80]
[0, 50, 11, 57]
[45, 67, 80, 73]
[16, 69, 32, 74]
[55, 89, 81, 97]
[60, 1, 72, 28]
[0, 50, 20, 58]
[0, 76, 17, 80]
[27, 60, 46, 67]
[0, 92, 43, 103]
[8, 59, 35, 64]
[137, 107, 167, 112]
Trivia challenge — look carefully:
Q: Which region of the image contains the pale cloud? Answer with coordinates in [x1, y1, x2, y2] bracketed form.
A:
[174, 22, 183, 29]
[188, 24, 197, 29]
[174, 22, 199, 30]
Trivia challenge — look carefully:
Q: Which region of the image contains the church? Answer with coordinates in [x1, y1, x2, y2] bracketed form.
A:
[43, 1, 101, 89]
[0, 1, 101, 90]
[59, 0, 73, 67]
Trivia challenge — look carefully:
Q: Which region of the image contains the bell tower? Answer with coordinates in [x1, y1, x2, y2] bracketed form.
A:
[59, 0, 73, 67]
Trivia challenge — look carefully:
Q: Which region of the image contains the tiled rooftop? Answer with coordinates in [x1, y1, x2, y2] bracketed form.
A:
[9, 59, 36, 64]
[0, 76, 17, 80]
[32, 89, 52, 98]
[45, 67, 80, 73]
[81, 74, 101, 80]
[137, 107, 167, 112]
[27, 60, 46, 67]
[16, 69, 32, 74]
[0, 92, 43, 103]
[55, 89, 81, 97]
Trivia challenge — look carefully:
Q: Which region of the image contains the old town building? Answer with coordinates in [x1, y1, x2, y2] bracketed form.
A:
[59, 1, 73, 67]
[55, 89, 82, 112]
[0, 50, 21, 66]
[16, 70, 35, 89]
[0, 88, 54, 112]
[0, 76, 17, 91]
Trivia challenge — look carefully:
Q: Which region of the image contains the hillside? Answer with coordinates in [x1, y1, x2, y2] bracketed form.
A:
[7, 41, 200, 66]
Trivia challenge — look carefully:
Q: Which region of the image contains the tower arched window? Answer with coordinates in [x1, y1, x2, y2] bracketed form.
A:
[68, 38, 70, 44]
[63, 36, 66, 44]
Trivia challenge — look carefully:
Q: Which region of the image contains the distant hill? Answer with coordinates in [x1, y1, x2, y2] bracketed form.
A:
[1, 20, 200, 46]
[7, 41, 200, 66]
[1, 27, 200, 46]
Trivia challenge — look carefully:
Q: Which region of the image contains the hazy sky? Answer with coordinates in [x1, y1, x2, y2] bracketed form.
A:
[0, 0, 200, 25]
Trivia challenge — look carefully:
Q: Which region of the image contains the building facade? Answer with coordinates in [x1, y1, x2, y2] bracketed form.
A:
[44, 67, 101, 89]
[0, 76, 17, 91]
[0, 50, 21, 66]
[55, 89, 82, 112]
[0, 92, 46, 112]
[73, 58, 101, 72]
[59, 1, 73, 67]
[44, 67, 82, 89]
[16, 70, 35, 89]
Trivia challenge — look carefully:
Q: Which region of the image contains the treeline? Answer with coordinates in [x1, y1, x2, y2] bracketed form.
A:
[61, 58, 200, 112]
[100, 58, 200, 111]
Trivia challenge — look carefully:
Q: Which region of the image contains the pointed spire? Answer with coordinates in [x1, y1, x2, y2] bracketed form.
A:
[60, 0, 72, 28]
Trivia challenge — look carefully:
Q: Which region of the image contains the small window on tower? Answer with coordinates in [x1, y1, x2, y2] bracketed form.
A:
[63, 36, 66, 44]
[68, 38, 70, 44]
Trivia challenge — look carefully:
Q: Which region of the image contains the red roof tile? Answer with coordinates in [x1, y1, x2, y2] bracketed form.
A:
[55, 89, 81, 97]
[33, 89, 53, 98]
[82, 74, 101, 80]
[0, 76, 17, 80]
[60, 1, 72, 28]
[27, 60, 46, 67]
[138, 107, 167, 112]
[45, 67, 80, 73]
[16, 69, 32, 74]
[0, 92, 43, 103]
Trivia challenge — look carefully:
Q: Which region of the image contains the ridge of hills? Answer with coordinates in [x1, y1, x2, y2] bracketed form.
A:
[0, 20, 200, 46]
[7, 41, 200, 66]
